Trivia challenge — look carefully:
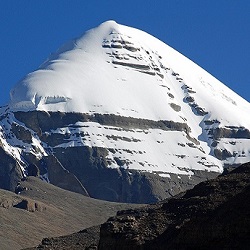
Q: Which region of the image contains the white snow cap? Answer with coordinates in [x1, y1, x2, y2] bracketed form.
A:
[9, 20, 250, 126]
[3, 20, 250, 174]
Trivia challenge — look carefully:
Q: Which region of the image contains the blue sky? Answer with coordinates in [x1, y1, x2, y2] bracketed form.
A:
[0, 0, 249, 106]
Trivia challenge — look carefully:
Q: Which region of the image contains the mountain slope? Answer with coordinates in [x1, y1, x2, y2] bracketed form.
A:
[25, 162, 250, 250]
[0, 20, 250, 203]
[0, 177, 140, 250]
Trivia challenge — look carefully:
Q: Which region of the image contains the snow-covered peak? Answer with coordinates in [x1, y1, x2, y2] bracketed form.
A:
[1, 21, 250, 201]
[8, 21, 250, 127]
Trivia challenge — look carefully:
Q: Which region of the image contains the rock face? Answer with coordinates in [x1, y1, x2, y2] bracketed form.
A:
[0, 145, 24, 191]
[1, 21, 250, 203]
[0, 110, 220, 203]
[98, 162, 250, 249]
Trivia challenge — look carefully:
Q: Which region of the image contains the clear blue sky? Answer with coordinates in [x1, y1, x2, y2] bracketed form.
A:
[0, 0, 249, 106]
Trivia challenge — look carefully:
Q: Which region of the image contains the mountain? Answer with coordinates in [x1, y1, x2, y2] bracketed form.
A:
[25, 162, 250, 250]
[0, 176, 140, 250]
[1, 20, 250, 203]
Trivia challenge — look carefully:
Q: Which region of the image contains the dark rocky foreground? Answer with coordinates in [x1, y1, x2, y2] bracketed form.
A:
[24, 226, 101, 250]
[28, 162, 250, 249]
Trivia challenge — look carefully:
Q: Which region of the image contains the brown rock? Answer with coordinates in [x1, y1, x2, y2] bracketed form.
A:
[14, 198, 46, 212]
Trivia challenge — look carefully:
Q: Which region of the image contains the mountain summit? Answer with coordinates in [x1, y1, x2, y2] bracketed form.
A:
[1, 21, 250, 203]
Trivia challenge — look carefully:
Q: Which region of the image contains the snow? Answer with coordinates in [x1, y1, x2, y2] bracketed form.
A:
[0, 111, 47, 175]
[50, 121, 222, 174]
[1, 20, 250, 176]
[9, 21, 250, 126]
[158, 173, 171, 178]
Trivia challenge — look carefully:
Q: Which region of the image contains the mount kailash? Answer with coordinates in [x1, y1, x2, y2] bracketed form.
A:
[1, 21, 250, 203]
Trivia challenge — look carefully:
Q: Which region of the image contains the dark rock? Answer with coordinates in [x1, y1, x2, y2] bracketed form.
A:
[11, 123, 32, 143]
[210, 126, 250, 140]
[112, 61, 150, 70]
[44, 155, 89, 196]
[0, 146, 24, 191]
[167, 92, 174, 98]
[27, 163, 40, 177]
[189, 102, 208, 116]
[98, 162, 250, 249]
[24, 226, 101, 250]
[15, 183, 27, 194]
[213, 148, 233, 160]
[169, 103, 181, 112]
[184, 96, 194, 103]
[14, 111, 191, 133]
[50, 146, 218, 203]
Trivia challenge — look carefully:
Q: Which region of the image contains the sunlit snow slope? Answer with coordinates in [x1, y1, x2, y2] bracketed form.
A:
[10, 21, 250, 122]
[1, 21, 250, 192]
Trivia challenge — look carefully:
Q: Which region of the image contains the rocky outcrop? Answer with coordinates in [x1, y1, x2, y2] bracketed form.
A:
[14, 111, 191, 134]
[206, 125, 250, 141]
[0, 146, 23, 191]
[24, 226, 101, 250]
[98, 162, 250, 249]
[14, 198, 46, 212]
[0, 187, 46, 212]
[11, 123, 32, 143]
